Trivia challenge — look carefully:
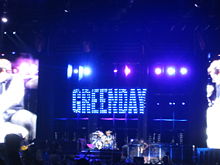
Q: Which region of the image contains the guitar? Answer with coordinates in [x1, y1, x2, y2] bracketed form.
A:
[20, 142, 34, 151]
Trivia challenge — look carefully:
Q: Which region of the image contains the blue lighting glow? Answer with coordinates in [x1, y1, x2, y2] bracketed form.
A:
[83, 66, 92, 76]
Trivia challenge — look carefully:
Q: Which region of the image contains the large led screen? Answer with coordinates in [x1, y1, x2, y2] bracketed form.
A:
[206, 58, 220, 148]
[72, 88, 147, 114]
[0, 54, 38, 143]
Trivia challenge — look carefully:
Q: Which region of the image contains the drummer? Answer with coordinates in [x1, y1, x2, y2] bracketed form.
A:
[103, 130, 115, 149]
[89, 130, 105, 150]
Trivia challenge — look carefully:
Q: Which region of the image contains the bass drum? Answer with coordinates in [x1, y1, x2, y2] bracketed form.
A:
[94, 140, 103, 150]
[89, 131, 105, 150]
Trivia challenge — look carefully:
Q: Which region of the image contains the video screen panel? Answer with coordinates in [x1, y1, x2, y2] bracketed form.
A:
[206, 58, 220, 148]
[72, 88, 147, 114]
[0, 54, 38, 143]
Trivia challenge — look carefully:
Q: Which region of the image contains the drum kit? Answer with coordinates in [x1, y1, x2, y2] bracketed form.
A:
[88, 130, 117, 150]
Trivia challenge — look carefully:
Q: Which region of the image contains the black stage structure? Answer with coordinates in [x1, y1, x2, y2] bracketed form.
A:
[36, 29, 209, 164]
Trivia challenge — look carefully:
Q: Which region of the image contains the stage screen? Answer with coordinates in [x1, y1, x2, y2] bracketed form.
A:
[206, 58, 220, 148]
[72, 88, 147, 114]
[0, 54, 38, 143]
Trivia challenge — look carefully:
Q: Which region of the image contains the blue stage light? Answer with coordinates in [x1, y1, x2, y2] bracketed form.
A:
[166, 67, 176, 76]
[180, 67, 188, 75]
[83, 66, 92, 76]
[73, 69, 79, 74]
[67, 64, 73, 79]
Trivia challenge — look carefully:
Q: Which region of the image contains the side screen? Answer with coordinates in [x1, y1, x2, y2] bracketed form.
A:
[206, 58, 220, 148]
[0, 55, 38, 143]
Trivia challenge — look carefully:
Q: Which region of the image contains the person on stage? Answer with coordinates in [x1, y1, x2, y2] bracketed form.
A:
[103, 130, 115, 149]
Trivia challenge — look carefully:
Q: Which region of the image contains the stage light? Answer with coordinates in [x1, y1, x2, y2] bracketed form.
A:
[1, 17, 8, 23]
[180, 67, 188, 75]
[156, 102, 160, 106]
[16, 61, 38, 77]
[194, 3, 199, 8]
[124, 65, 131, 76]
[154, 67, 162, 75]
[73, 69, 78, 74]
[67, 64, 73, 79]
[3, 32, 7, 34]
[83, 66, 91, 76]
[78, 66, 84, 80]
[12, 31, 16, 35]
[113, 69, 118, 73]
[11, 52, 16, 55]
[169, 102, 172, 105]
[182, 102, 186, 105]
[166, 67, 176, 76]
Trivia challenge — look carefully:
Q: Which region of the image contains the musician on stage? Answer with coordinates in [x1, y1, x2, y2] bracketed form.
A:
[90, 130, 105, 150]
[139, 139, 148, 155]
[103, 130, 115, 149]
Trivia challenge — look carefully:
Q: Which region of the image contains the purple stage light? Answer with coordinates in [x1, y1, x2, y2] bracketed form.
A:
[166, 67, 176, 76]
[124, 65, 131, 76]
[180, 67, 188, 75]
[16, 59, 38, 77]
[154, 67, 162, 75]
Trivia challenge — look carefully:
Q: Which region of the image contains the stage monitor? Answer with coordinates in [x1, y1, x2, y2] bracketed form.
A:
[72, 88, 147, 114]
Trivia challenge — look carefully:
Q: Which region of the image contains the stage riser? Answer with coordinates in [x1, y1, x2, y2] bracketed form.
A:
[197, 148, 220, 165]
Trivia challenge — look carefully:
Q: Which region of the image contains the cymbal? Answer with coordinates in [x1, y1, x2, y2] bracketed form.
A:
[92, 132, 99, 135]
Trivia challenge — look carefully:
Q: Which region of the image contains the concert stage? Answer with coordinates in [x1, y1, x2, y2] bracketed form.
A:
[74, 144, 194, 165]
